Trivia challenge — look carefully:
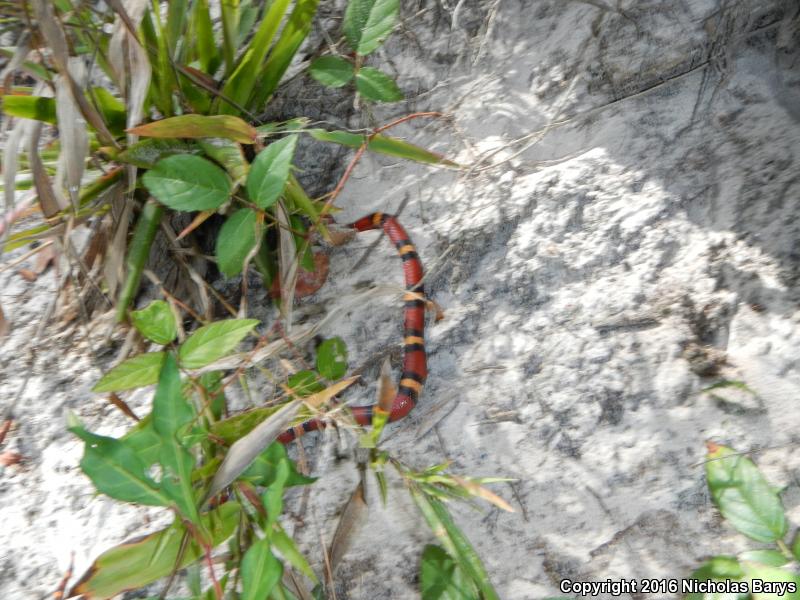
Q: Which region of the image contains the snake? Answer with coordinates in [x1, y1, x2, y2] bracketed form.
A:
[277, 212, 427, 443]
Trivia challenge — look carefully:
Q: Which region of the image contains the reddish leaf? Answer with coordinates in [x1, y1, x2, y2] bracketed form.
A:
[127, 115, 257, 144]
[269, 252, 329, 298]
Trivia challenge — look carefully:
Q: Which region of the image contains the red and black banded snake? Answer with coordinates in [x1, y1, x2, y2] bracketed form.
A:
[277, 212, 427, 443]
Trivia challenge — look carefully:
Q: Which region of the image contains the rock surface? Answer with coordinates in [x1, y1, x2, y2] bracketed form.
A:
[2, 0, 800, 598]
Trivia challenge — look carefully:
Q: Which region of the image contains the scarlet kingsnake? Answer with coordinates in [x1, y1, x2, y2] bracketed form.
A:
[277, 212, 427, 443]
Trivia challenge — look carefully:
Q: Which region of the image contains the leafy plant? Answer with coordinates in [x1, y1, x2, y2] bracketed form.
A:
[686, 442, 800, 600]
[0, 0, 506, 597]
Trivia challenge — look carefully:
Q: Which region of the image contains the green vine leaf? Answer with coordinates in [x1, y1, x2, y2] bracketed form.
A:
[245, 135, 298, 209]
[309, 56, 354, 87]
[130, 300, 177, 345]
[355, 67, 403, 102]
[93, 352, 166, 392]
[343, 0, 399, 56]
[179, 319, 259, 368]
[216, 208, 261, 277]
[142, 154, 232, 211]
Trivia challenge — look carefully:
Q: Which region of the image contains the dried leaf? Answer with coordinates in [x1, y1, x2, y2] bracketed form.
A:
[276, 201, 297, 327]
[204, 399, 303, 502]
[108, 392, 140, 421]
[54, 58, 90, 210]
[28, 120, 65, 217]
[329, 481, 368, 572]
[451, 476, 515, 513]
[0, 452, 23, 467]
[0, 303, 8, 339]
[269, 252, 329, 299]
[17, 269, 37, 282]
[377, 357, 396, 413]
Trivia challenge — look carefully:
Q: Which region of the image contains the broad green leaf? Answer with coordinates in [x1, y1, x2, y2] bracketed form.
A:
[142, 155, 232, 211]
[420, 545, 462, 600]
[166, 0, 189, 55]
[685, 556, 747, 600]
[739, 550, 789, 567]
[741, 561, 800, 600]
[128, 115, 257, 144]
[215, 208, 260, 277]
[355, 67, 403, 102]
[68, 503, 240, 599]
[131, 300, 177, 345]
[241, 538, 282, 600]
[343, 0, 399, 55]
[309, 56, 354, 88]
[246, 135, 298, 209]
[117, 138, 202, 169]
[308, 129, 457, 166]
[706, 443, 787, 543]
[211, 406, 283, 445]
[2, 95, 57, 124]
[220, 0, 240, 75]
[153, 354, 200, 524]
[93, 352, 166, 392]
[153, 353, 194, 438]
[316, 337, 348, 380]
[198, 137, 249, 185]
[287, 370, 325, 396]
[121, 416, 162, 467]
[179, 319, 259, 368]
[218, 0, 292, 114]
[271, 525, 318, 582]
[262, 459, 290, 528]
[69, 420, 169, 507]
[248, 0, 320, 109]
[240, 442, 316, 487]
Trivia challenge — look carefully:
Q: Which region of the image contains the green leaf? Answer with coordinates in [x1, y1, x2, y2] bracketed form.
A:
[198, 138, 249, 185]
[217, 0, 293, 115]
[287, 370, 325, 397]
[706, 444, 787, 543]
[411, 490, 500, 600]
[117, 200, 164, 322]
[190, 0, 218, 74]
[309, 56, 354, 88]
[420, 545, 461, 600]
[153, 353, 194, 438]
[131, 300, 177, 345]
[240, 442, 316, 487]
[91, 87, 127, 136]
[216, 208, 261, 277]
[179, 319, 259, 368]
[308, 129, 458, 167]
[685, 556, 746, 600]
[316, 337, 348, 380]
[741, 561, 800, 600]
[128, 115, 257, 144]
[121, 417, 162, 467]
[355, 67, 403, 102]
[68, 503, 240, 599]
[248, 0, 320, 109]
[211, 406, 284, 445]
[739, 550, 789, 567]
[69, 420, 169, 507]
[2, 95, 57, 124]
[262, 459, 290, 528]
[143, 155, 232, 211]
[117, 138, 202, 169]
[241, 538, 283, 600]
[271, 525, 319, 583]
[343, 0, 399, 55]
[246, 135, 298, 209]
[93, 352, 166, 392]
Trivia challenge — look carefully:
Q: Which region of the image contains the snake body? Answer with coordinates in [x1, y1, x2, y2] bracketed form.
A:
[277, 212, 427, 443]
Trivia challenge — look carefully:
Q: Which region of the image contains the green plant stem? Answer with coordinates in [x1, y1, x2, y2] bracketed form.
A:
[777, 539, 793, 560]
[116, 199, 164, 322]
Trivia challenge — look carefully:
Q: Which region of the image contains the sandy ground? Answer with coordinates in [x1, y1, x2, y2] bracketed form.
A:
[2, 0, 800, 598]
